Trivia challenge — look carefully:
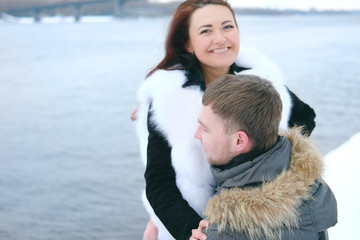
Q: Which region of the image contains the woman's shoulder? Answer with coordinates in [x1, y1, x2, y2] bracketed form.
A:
[146, 68, 186, 82]
[141, 69, 187, 91]
[234, 46, 285, 85]
[137, 68, 194, 104]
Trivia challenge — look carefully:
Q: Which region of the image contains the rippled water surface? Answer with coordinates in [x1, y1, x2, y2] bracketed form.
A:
[0, 14, 359, 239]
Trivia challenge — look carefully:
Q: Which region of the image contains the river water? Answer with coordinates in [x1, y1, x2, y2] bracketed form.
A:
[0, 14, 359, 239]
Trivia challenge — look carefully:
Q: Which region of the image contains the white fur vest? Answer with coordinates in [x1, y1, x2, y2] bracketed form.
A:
[136, 47, 292, 238]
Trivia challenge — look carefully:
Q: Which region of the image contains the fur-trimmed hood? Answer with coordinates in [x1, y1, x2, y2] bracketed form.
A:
[204, 128, 337, 240]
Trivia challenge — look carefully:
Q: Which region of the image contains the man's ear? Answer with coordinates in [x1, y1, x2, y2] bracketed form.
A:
[234, 131, 251, 153]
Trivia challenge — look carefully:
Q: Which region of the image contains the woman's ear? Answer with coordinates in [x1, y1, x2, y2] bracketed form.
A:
[184, 41, 193, 53]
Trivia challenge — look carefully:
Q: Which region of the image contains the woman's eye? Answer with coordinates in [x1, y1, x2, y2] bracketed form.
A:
[224, 25, 234, 30]
[200, 29, 210, 34]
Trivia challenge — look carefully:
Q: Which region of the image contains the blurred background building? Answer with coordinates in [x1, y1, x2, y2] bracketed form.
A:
[0, 0, 183, 21]
[1, 0, 358, 22]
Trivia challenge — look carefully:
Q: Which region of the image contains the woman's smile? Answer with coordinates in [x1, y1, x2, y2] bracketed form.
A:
[211, 47, 230, 54]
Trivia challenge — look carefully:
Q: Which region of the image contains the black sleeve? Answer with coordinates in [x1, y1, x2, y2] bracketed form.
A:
[145, 107, 202, 240]
[286, 87, 316, 136]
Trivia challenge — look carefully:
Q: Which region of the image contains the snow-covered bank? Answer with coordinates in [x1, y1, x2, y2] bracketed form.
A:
[324, 132, 360, 239]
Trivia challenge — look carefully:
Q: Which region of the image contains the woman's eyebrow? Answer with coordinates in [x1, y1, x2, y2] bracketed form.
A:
[198, 24, 212, 30]
[221, 20, 233, 25]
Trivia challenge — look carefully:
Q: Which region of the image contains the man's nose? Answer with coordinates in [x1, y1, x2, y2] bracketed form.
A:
[194, 127, 201, 140]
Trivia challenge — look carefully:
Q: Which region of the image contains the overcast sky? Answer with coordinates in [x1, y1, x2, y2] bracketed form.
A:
[150, 0, 360, 11]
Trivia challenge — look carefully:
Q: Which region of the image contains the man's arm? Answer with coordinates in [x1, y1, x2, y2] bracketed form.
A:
[145, 110, 202, 240]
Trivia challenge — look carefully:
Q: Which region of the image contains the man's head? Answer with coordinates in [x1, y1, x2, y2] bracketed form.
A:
[195, 74, 282, 165]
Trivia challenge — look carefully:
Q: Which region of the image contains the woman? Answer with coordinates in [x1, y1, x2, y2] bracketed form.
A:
[135, 1, 316, 239]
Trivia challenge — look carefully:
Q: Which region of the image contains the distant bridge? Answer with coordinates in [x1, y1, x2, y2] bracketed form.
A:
[6, 0, 133, 22]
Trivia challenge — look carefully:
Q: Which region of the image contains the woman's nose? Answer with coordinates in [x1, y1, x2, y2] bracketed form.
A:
[213, 31, 226, 44]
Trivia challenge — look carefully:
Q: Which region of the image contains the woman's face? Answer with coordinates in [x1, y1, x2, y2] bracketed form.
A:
[186, 4, 239, 70]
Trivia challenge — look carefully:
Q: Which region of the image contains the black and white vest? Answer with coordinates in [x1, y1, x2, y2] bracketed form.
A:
[136, 47, 292, 239]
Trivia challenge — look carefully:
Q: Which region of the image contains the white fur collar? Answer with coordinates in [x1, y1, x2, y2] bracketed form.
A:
[136, 47, 293, 238]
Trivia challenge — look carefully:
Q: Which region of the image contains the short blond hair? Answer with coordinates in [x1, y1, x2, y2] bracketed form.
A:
[203, 74, 282, 150]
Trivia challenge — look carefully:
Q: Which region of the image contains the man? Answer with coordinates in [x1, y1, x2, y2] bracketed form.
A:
[192, 74, 337, 240]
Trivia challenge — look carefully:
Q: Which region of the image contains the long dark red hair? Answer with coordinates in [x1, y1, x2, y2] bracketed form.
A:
[147, 0, 237, 78]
